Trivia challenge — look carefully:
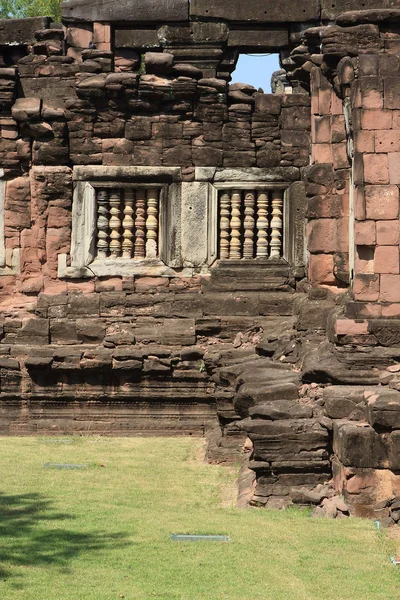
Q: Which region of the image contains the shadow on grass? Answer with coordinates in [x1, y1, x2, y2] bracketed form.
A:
[0, 492, 129, 580]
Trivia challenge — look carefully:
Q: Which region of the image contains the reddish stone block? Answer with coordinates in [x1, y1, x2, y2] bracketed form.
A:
[363, 153, 389, 184]
[365, 185, 399, 220]
[382, 304, 400, 317]
[313, 116, 331, 143]
[392, 111, 400, 130]
[336, 319, 368, 336]
[354, 186, 366, 221]
[318, 87, 331, 116]
[93, 22, 111, 45]
[332, 143, 349, 169]
[312, 143, 333, 164]
[380, 275, 400, 302]
[308, 253, 336, 285]
[135, 277, 169, 293]
[375, 131, 400, 153]
[331, 91, 343, 116]
[331, 115, 346, 143]
[355, 221, 376, 246]
[307, 219, 338, 253]
[361, 109, 392, 130]
[384, 78, 400, 110]
[360, 77, 383, 109]
[388, 153, 400, 184]
[353, 274, 379, 302]
[376, 220, 400, 246]
[374, 245, 400, 274]
[67, 25, 94, 50]
[354, 131, 374, 153]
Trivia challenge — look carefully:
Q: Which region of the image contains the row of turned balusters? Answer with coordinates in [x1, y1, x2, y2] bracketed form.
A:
[96, 188, 159, 259]
[219, 189, 284, 260]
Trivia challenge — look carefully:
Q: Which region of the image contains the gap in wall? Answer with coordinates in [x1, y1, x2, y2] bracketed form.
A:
[230, 53, 281, 93]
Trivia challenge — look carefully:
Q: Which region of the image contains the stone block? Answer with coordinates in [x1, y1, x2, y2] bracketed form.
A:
[369, 319, 400, 347]
[62, 0, 189, 22]
[388, 153, 400, 185]
[361, 109, 392, 130]
[308, 254, 336, 285]
[365, 185, 399, 220]
[181, 182, 209, 267]
[161, 319, 196, 346]
[355, 221, 376, 246]
[368, 392, 400, 429]
[307, 219, 338, 253]
[333, 421, 388, 469]
[12, 98, 41, 122]
[360, 76, 383, 109]
[354, 131, 374, 154]
[115, 28, 159, 48]
[66, 25, 93, 48]
[76, 319, 106, 343]
[336, 320, 368, 337]
[67, 294, 100, 317]
[190, 0, 319, 22]
[374, 246, 400, 275]
[0, 17, 50, 44]
[228, 28, 288, 49]
[384, 78, 400, 110]
[50, 319, 78, 344]
[380, 275, 400, 303]
[376, 221, 399, 246]
[363, 154, 389, 185]
[353, 274, 380, 302]
[375, 132, 400, 154]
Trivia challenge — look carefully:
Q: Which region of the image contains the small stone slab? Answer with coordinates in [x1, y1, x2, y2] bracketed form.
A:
[171, 534, 230, 542]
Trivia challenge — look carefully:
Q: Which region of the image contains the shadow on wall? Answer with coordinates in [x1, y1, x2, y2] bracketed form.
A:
[230, 54, 281, 92]
[0, 492, 129, 581]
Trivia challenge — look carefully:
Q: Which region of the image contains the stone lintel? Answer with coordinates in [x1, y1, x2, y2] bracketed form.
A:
[195, 167, 300, 183]
[115, 28, 160, 49]
[0, 17, 51, 45]
[228, 28, 289, 49]
[73, 166, 182, 182]
[61, 0, 189, 23]
[190, 0, 320, 23]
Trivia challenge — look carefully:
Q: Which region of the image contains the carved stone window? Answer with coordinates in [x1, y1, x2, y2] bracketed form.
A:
[215, 186, 286, 261]
[94, 185, 162, 261]
[59, 166, 184, 278]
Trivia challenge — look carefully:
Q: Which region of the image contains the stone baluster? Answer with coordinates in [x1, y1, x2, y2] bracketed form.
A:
[230, 190, 242, 259]
[109, 190, 122, 258]
[270, 190, 284, 259]
[122, 188, 134, 258]
[243, 191, 255, 259]
[219, 192, 231, 260]
[134, 188, 146, 259]
[256, 191, 269, 258]
[145, 188, 159, 258]
[96, 189, 109, 259]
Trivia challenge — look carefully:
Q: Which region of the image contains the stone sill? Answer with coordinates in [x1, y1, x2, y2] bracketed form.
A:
[58, 254, 197, 278]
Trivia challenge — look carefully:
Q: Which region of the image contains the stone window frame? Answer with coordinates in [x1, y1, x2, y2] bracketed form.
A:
[197, 168, 307, 277]
[0, 169, 20, 276]
[58, 166, 189, 279]
[208, 182, 290, 265]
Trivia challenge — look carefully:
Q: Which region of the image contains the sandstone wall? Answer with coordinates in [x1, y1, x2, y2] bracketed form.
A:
[1, 2, 400, 515]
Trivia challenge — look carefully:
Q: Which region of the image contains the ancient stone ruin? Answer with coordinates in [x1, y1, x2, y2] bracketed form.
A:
[1, 0, 400, 521]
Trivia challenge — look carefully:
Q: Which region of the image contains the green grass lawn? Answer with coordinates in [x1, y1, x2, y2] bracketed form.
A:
[0, 436, 399, 600]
